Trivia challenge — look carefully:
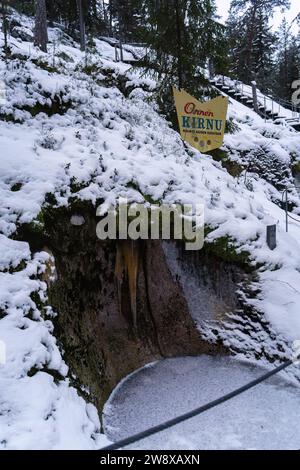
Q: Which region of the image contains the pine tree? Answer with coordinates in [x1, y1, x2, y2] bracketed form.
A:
[76, 0, 86, 50]
[110, 0, 142, 42]
[139, 0, 228, 92]
[10, 1, 35, 15]
[275, 19, 300, 101]
[12, 1, 141, 41]
[227, 0, 290, 89]
[251, 8, 276, 91]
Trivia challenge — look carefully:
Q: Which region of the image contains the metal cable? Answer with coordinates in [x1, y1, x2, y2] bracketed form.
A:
[288, 214, 300, 223]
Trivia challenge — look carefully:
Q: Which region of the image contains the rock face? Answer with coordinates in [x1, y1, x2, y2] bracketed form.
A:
[45, 204, 245, 411]
[11, 26, 34, 42]
[162, 242, 248, 326]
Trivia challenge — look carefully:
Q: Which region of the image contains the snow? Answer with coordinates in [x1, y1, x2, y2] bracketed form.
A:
[0, 372, 109, 450]
[1, 8, 300, 450]
[0, 235, 30, 271]
[217, 75, 300, 122]
[0, 246, 111, 449]
[70, 214, 86, 226]
[103, 356, 300, 450]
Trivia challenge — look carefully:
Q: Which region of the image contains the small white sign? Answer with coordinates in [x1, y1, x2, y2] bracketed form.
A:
[0, 340, 6, 365]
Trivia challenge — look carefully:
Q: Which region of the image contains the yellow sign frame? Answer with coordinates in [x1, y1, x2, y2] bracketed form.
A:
[173, 88, 228, 153]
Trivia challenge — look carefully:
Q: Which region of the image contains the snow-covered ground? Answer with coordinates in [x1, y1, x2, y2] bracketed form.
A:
[103, 356, 300, 450]
[1, 10, 300, 449]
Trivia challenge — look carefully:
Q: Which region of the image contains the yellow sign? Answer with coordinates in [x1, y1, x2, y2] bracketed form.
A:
[173, 88, 228, 153]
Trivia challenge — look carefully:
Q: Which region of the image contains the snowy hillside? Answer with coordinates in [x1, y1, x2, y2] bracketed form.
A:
[1, 11, 300, 449]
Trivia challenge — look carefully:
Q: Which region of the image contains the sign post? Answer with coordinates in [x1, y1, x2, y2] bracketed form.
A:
[266, 224, 277, 250]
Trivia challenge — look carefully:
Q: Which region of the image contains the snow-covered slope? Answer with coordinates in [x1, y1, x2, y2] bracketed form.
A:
[1, 11, 300, 449]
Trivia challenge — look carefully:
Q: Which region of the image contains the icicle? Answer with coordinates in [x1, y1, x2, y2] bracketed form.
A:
[115, 243, 124, 315]
[115, 240, 139, 328]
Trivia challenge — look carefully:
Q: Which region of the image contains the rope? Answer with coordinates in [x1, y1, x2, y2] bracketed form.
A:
[281, 188, 300, 224]
[288, 214, 300, 223]
[100, 356, 299, 451]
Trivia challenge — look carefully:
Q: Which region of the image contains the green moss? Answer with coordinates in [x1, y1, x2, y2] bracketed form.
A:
[11, 182, 23, 192]
[57, 51, 74, 63]
[14, 210, 47, 252]
[69, 176, 91, 194]
[45, 192, 58, 206]
[99, 69, 133, 97]
[8, 259, 27, 274]
[31, 58, 59, 74]
[0, 308, 6, 320]
[210, 148, 244, 177]
[1, 45, 12, 57]
[292, 160, 300, 175]
[225, 117, 240, 134]
[207, 237, 250, 265]
[19, 94, 72, 117]
[30, 291, 44, 311]
[203, 228, 252, 269]
[81, 63, 102, 76]
[27, 366, 64, 384]
[36, 210, 45, 226]
[126, 180, 160, 205]
[0, 112, 21, 123]
[10, 52, 28, 61]
[210, 147, 227, 161]
[68, 197, 104, 216]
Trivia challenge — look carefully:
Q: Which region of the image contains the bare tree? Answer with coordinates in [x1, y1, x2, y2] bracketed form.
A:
[34, 0, 48, 53]
[76, 0, 86, 51]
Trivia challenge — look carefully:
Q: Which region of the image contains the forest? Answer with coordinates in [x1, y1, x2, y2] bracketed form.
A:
[4, 0, 299, 102]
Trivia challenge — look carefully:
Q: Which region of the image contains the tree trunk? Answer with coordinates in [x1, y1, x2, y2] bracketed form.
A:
[1, 1, 8, 55]
[175, 0, 183, 90]
[246, 1, 258, 83]
[34, 0, 48, 53]
[76, 0, 86, 52]
[108, 0, 113, 37]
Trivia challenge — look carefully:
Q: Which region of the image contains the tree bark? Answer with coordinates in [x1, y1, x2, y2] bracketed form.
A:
[34, 0, 48, 53]
[108, 0, 113, 37]
[76, 0, 86, 52]
[175, 0, 183, 90]
[1, 1, 8, 55]
[246, 0, 258, 83]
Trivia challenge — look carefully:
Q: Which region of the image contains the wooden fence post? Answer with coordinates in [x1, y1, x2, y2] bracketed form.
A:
[251, 81, 259, 113]
[119, 40, 124, 62]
